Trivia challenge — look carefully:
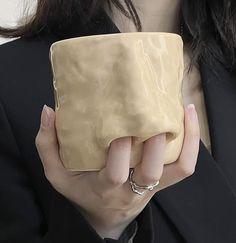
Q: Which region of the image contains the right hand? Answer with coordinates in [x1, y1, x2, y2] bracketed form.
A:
[35, 104, 200, 239]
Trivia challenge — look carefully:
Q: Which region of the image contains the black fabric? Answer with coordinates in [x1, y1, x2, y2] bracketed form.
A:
[0, 7, 236, 243]
[104, 220, 137, 242]
[200, 59, 236, 197]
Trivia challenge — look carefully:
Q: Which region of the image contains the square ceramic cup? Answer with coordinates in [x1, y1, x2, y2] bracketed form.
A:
[50, 32, 185, 171]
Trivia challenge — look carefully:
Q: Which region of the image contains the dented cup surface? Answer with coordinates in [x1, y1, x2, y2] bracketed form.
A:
[50, 32, 185, 171]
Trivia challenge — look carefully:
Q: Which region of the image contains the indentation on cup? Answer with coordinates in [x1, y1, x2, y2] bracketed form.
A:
[50, 32, 185, 170]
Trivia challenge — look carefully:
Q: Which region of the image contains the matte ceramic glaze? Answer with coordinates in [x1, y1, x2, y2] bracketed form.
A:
[50, 32, 184, 171]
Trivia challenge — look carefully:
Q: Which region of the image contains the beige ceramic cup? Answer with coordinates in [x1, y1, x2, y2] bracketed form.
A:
[50, 32, 184, 171]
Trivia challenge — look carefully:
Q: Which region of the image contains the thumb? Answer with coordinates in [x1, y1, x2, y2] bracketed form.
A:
[35, 105, 65, 178]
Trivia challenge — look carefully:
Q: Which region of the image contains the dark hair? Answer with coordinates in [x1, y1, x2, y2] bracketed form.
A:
[1, 0, 236, 72]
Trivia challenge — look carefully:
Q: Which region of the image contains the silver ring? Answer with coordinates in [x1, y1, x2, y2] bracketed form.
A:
[129, 168, 160, 195]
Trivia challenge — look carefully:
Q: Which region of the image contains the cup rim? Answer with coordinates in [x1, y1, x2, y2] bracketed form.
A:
[50, 32, 183, 50]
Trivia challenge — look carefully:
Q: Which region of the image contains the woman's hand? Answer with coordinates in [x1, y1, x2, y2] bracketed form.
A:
[35, 104, 200, 239]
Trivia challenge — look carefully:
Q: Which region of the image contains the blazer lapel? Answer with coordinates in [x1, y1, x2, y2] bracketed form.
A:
[200, 59, 236, 195]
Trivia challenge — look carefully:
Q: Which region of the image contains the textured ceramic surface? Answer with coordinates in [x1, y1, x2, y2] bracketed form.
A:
[50, 32, 184, 171]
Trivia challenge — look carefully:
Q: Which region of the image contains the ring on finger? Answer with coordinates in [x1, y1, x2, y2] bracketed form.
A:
[129, 168, 160, 195]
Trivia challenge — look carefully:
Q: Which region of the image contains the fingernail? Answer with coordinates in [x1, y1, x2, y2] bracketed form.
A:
[41, 105, 51, 128]
[187, 104, 197, 122]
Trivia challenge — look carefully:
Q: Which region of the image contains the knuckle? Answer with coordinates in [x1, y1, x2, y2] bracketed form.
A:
[35, 133, 43, 148]
[106, 174, 127, 186]
[44, 170, 59, 185]
[139, 170, 162, 185]
[36, 138, 48, 150]
[178, 164, 196, 177]
[35, 132, 55, 150]
[35, 133, 41, 147]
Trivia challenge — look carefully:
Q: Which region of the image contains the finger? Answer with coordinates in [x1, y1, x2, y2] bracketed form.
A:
[132, 133, 166, 186]
[159, 104, 200, 188]
[98, 136, 132, 188]
[35, 105, 65, 178]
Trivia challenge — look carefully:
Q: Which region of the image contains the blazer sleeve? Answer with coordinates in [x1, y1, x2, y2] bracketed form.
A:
[0, 101, 141, 243]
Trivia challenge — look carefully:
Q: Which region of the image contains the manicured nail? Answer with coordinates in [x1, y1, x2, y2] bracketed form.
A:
[187, 104, 197, 122]
[41, 105, 51, 128]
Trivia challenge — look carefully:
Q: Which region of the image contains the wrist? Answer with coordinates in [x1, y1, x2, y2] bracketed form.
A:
[82, 211, 136, 239]
[71, 201, 136, 239]
[96, 219, 134, 240]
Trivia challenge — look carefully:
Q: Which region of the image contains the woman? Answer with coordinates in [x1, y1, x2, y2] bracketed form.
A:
[0, 0, 236, 242]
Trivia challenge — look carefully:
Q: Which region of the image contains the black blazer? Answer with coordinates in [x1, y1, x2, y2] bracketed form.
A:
[1, 9, 236, 243]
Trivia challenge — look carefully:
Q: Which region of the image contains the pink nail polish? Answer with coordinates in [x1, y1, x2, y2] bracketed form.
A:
[41, 105, 51, 127]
